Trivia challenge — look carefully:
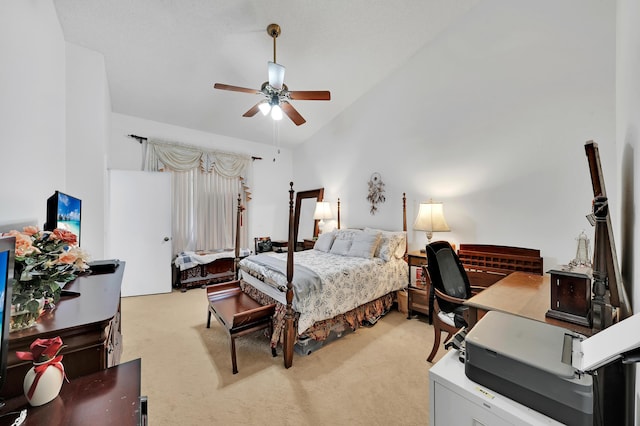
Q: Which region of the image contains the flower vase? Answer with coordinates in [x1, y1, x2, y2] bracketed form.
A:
[23, 361, 65, 406]
[10, 299, 45, 332]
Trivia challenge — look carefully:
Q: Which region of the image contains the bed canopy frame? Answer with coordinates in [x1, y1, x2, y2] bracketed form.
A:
[234, 183, 407, 368]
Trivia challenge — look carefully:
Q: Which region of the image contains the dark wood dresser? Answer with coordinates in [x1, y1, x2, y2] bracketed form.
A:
[1, 262, 125, 399]
[0, 358, 142, 425]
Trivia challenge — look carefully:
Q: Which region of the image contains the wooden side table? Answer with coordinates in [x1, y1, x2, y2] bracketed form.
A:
[406, 250, 431, 321]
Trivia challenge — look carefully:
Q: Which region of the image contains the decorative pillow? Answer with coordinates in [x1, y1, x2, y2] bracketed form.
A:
[333, 228, 363, 241]
[347, 232, 381, 259]
[314, 232, 335, 252]
[365, 228, 407, 260]
[330, 238, 352, 256]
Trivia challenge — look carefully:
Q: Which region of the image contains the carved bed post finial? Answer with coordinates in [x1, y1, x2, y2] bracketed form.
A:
[284, 182, 295, 368]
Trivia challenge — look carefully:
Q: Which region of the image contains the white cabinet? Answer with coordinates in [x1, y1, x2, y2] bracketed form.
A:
[429, 351, 562, 426]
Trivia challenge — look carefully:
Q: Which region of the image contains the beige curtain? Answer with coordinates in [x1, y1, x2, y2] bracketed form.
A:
[143, 138, 251, 254]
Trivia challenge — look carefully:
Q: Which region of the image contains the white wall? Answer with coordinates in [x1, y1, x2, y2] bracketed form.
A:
[0, 1, 66, 228]
[65, 43, 111, 259]
[617, 0, 640, 421]
[109, 113, 294, 245]
[293, 0, 616, 270]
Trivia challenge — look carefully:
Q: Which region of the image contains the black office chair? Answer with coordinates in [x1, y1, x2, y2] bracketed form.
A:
[425, 240, 483, 362]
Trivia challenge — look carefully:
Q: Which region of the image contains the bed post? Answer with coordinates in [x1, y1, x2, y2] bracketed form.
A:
[402, 193, 407, 253]
[234, 193, 242, 279]
[337, 198, 341, 230]
[284, 182, 296, 368]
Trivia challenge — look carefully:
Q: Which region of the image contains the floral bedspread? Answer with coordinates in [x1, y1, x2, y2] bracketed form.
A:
[239, 250, 407, 334]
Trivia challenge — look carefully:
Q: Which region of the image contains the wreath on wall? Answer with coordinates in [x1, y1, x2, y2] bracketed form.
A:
[367, 172, 386, 215]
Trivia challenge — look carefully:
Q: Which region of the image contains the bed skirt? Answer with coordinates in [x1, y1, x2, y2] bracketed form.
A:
[240, 280, 394, 348]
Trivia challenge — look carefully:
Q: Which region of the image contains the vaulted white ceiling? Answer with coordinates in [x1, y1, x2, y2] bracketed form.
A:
[54, 0, 480, 148]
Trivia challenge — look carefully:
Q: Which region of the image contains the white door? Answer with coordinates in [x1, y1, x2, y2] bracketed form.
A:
[107, 170, 172, 297]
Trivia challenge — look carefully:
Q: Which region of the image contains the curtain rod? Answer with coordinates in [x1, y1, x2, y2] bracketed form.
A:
[127, 134, 262, 161]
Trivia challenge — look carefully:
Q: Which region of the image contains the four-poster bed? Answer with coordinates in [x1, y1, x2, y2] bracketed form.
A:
[236, 183, 408, 368]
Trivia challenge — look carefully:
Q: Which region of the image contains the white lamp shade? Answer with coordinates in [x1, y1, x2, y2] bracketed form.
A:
[313, 202, 333, 221]
[271, 104, 283, 121]
[413, 202, 450, 233]
[258, 101, 271, 116]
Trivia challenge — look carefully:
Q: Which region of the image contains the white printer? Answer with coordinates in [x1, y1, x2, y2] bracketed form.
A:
[464, 310, 640, 426]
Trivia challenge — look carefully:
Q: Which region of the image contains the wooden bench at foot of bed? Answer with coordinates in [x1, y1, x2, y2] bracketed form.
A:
[206, 280, 277, 374]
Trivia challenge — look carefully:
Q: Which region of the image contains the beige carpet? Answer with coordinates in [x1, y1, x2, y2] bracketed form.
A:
[120, 288, 447, 425]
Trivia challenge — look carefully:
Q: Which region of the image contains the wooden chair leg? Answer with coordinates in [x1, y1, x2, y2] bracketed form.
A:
[427, 324, 441, 363]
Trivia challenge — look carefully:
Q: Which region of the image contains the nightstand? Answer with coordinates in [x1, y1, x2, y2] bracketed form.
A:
[302, 239, 316, 250]
[406, 250, 431, 322]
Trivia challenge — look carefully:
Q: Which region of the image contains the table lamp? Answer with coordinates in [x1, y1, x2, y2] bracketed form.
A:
[413, 200, 450, 251]
[313, 201, 333, 234]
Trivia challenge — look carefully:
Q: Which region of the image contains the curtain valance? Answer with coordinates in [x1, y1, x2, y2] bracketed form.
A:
[143, 138, 250, 177]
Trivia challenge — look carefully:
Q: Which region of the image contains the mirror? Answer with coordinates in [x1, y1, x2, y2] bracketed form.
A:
[294, 188, 324, 246]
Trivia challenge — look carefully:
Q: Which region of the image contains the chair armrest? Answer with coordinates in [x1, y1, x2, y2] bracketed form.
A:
[434, 287, 467, 305]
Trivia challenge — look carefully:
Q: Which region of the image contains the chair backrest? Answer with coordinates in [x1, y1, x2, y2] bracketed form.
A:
[426, 240, 472, 314]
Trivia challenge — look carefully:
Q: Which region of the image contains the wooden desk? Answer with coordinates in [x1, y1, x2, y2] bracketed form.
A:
[2, 263, 125, 399]
[464, 271, 593, 337]
[0, 358, 143, 426]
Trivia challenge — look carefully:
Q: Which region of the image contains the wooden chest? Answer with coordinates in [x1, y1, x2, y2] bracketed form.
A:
[545, 268, 592, 327]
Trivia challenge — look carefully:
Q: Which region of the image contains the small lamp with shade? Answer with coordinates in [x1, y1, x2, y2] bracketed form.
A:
[413, 200, 450, 252]
[313, 202, 333, 235]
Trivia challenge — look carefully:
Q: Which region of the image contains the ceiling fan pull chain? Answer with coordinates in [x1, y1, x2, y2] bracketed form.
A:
[272, 120, 281, 161]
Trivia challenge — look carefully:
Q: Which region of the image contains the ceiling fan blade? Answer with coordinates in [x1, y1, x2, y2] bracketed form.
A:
[242, 102, 263, 118]
[281, 102, 306, 126]
[214, 83, 260, 94]
[288, 90, 331, 101]
[268, 62, 285, 90]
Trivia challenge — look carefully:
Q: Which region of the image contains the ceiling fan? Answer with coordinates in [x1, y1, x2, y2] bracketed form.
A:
[213, 23, 331, 126]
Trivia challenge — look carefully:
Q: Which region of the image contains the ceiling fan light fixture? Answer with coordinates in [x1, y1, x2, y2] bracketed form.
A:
[271, 104, 283, 121]
[258, 101, 271, 116]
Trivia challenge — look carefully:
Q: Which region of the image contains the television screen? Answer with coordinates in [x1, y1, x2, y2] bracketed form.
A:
[45, 191, 82, 245]
[0, 236, 15, 401]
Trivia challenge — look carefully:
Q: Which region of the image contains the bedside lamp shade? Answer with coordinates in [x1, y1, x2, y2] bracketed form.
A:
[313, 202, 332, 222]
[414, 200, 450, 244]
[313, 201, 332, 235]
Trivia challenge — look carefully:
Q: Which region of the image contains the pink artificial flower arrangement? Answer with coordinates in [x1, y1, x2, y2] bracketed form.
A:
[3, 226, 89, 312]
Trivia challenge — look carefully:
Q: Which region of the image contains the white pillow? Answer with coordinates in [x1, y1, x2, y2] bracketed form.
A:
[330, 239, 352, 256]
[314, 232, 335, 252]
[333, 228, 363, 241]
[365, 228, 407, 260]
[347, 232, 381, 259]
